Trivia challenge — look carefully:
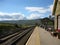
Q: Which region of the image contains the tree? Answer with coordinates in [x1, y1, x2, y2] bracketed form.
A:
[14, 24, 19, 28]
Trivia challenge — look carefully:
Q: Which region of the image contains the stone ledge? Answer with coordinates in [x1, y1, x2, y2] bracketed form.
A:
[26, 26, 40, 45]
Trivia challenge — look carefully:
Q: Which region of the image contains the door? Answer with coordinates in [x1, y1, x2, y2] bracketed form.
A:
[58, 15, 60, 32]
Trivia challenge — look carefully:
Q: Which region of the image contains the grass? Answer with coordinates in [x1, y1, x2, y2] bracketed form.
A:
[0, 23, 33, 38]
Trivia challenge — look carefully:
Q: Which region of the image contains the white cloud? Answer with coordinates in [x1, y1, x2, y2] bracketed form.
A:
[0, 4, 54, 20]
[25, 4, 53, 19]
[48, 4, 53, 12]
[27, 13, 44, 19]
[0, 12, 25, 20]
[0, 12, 9, 16]
[25, 7, 49, 13]
[25, 4, 53, 13]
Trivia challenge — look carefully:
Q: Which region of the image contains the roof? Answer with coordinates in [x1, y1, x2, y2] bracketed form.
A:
[52, 0, 58, 15]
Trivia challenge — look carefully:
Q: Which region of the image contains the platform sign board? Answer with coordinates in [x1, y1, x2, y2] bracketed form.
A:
[58, 15, 60, 32]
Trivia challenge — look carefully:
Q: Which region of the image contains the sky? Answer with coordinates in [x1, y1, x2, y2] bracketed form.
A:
[0, 0, 54, 20]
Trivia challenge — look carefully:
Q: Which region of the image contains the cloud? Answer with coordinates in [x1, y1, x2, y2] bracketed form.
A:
[26, 13, 44, 19]
[48, 4, 53, 12]
[0, 12, 25, 20]
[0, 4, 53, 20]
[25, 4, 53, 13]
[25, 4, 53, 19]
[25, 7, 49, 13]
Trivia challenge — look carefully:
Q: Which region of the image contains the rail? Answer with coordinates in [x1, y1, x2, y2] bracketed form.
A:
[0, 26, 35, 45]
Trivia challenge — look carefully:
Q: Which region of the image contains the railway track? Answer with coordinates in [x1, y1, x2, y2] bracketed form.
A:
[0, 26, 35, 45]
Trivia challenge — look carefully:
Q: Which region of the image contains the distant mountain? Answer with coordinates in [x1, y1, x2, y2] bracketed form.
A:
[0, 19, 41, 25]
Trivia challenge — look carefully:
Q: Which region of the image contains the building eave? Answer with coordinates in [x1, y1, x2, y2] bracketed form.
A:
[52, 0, 58, 15]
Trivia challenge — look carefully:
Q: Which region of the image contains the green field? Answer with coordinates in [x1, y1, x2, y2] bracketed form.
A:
[0, 23, 34, 38]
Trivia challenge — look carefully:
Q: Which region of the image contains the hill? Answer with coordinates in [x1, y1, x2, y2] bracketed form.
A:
[0, 19, 41, 25]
